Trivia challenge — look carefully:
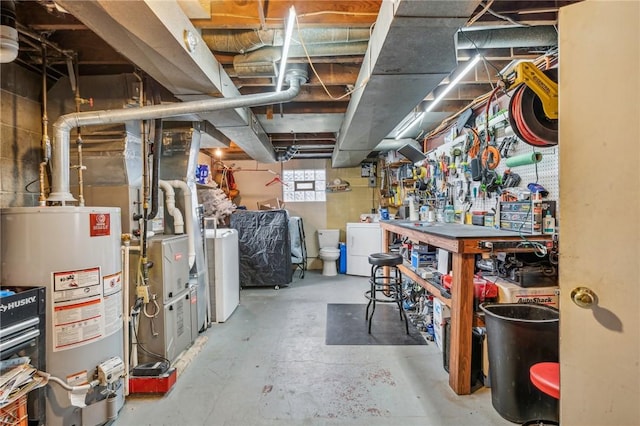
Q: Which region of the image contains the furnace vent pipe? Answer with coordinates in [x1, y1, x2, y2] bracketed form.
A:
[158, 180, 184, 235]
[49, 68, 307, 203]
[167, 180, 194, 268]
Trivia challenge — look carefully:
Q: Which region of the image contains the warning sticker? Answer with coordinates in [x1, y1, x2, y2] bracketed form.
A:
[103, 272, 123, 337]
[89, 213, 111, 237]
[52, 297, 104, 352]
[53, 267, 101, 303]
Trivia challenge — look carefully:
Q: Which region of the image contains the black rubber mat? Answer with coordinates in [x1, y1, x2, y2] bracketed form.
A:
[325, 303, 427, 346]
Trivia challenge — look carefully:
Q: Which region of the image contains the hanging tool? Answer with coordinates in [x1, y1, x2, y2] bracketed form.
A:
[502, 62, 558, 146]
[498, 136, 518, 158]
[481, 145, 501, 170]
[502, 169, 521, 188]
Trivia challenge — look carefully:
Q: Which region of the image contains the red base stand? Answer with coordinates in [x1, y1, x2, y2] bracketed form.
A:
[128, 368, 177, 394]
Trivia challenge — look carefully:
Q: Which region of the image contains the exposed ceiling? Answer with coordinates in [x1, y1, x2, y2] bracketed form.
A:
[11, 0, 576, 166]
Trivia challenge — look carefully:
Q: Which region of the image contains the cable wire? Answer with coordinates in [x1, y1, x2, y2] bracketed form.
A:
[486, 7, 530, 27]
[466, 0, 495, 27]
[293, 16, 370, 100]
[131, 313, 171, 366]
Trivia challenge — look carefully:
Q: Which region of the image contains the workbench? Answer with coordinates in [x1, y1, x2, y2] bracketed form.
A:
[379, 220, 551, 395]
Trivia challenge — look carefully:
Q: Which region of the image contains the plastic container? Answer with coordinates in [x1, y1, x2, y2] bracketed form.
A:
[480, 303, 559, 424]
[338, 242, 347, 274]
[444, 205, 455, 223]
[543, 211, 555, 234]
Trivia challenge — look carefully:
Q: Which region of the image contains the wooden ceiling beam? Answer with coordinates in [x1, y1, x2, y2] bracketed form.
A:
[192, 1, 381, 29]
[252, 102, 347, 114]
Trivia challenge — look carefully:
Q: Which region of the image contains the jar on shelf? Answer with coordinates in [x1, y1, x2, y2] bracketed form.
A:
[444, 205, 455, 223]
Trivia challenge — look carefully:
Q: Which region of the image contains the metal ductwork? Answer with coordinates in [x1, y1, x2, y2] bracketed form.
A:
[374, 138, 422, 153]
[54, 0, 282, 164]
[457, 25, 558, 49]
[332, 0, 481, 168]
[233, 42, 369, 78]
[48, 68, 307, 203]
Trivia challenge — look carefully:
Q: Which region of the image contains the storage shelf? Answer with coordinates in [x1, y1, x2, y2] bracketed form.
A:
[399, 263, 452, 308]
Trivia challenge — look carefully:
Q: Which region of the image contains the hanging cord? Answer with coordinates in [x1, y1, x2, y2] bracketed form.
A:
[466, 0, 495, 26]
[130, 313, 171, 366]
[294, 15, 370, 100]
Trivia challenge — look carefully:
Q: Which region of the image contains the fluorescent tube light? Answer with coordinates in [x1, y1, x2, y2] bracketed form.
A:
[425, 54, 481, 112]
[276, 6, 296, 92]
[394, 112, 424, 140]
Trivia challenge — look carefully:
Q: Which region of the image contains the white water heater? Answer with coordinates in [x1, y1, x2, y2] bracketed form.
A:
[1, 207, 125, 426]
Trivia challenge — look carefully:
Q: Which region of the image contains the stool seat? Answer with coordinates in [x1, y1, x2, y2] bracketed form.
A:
[368, 253, 403, 267]
[365, 252, 407, 335]
[530, 362, 560, 400]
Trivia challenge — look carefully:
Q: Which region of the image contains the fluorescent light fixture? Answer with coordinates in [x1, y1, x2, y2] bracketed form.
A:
[394, 112, 424, 140]
[425, 54, 481, 112]
[275, 6, 296, 92]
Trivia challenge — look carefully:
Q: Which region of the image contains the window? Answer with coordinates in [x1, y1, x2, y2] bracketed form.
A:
[283, 169, 326, 202]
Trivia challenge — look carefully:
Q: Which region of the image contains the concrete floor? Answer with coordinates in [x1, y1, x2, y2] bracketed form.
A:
[115, 271, 513, 426]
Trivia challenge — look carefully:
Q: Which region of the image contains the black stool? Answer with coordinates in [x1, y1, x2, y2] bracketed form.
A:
[365, 253, 408, 334]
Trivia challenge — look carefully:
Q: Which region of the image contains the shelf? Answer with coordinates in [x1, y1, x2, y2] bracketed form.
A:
[387, 160, 413, 169]
[399, 263, 452, 308]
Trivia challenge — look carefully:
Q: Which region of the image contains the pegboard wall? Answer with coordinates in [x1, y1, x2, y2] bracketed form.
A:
[423, 112, 559, 218]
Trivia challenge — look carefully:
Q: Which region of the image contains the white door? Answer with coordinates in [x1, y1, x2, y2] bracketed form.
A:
[559, 2, 639, 425]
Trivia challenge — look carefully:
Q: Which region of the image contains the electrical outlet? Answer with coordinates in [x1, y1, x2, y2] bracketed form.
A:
[368, 176, 376, 187]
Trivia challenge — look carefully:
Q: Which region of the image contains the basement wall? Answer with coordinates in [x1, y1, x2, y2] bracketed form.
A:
[0, 63, 43, 208]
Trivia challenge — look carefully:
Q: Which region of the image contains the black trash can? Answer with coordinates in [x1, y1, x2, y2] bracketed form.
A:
[480, 303, 559, 424]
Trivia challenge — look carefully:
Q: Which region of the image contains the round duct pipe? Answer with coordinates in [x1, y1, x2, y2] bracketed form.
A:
[0, 0, 19, 63]
[457, 26, 558, 50]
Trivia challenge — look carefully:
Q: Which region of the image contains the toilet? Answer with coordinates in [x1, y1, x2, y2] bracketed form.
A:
[318, 229, 340, 276]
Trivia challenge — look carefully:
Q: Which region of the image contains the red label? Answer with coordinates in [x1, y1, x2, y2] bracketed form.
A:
[90, 213, 111, 237]
[175, 253, 183, 261]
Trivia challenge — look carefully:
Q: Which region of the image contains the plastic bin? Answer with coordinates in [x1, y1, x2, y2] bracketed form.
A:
[480, 303, 559, 424]
[338, 242, 347, 274]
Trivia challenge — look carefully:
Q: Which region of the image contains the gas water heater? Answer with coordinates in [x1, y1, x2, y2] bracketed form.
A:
[1, 207, 125, 426]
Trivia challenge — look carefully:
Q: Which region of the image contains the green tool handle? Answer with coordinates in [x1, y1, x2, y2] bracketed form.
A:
[505, 152, 543, 167]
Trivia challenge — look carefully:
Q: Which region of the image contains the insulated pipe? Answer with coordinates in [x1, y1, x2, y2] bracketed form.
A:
[48, 68, 307, 203]
[457, 26, 558, 49]
[202, 28, 372, 53]
[167, 180, 194, 268]
[233, 42, 369, 71]
[159, 180, 184, 234]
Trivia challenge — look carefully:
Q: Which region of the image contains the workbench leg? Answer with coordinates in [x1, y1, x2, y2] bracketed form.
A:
[448, 253, 475, 395]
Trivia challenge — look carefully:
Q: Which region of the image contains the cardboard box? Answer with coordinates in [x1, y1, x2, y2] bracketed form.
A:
[410, 250, 436, 269]
[492, 277, 559, 308]
[433, 298, 451, 325]
[434, 318, 447, 351]
[437, 249, 451, 274]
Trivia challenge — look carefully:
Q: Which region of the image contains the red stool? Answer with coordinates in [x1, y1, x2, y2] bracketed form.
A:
[530, 362, 560, 400]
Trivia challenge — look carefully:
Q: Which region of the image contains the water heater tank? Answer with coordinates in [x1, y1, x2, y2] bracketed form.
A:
[1, 207, 125, 426]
